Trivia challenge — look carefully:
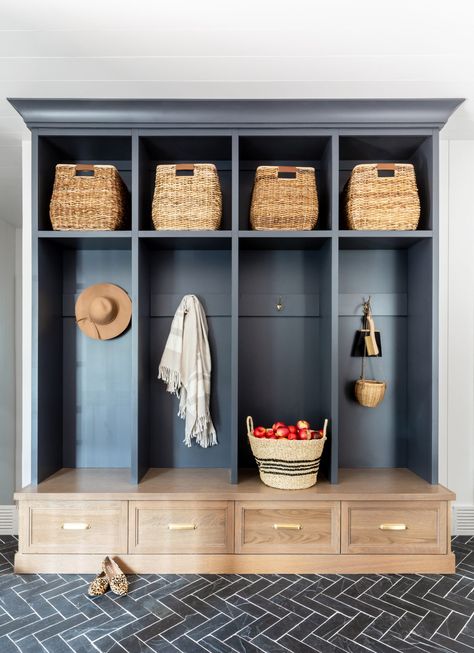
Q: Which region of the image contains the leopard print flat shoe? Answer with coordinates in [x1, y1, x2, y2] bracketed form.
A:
[88, 571, 109, 597]
[103, 556, 128, 596]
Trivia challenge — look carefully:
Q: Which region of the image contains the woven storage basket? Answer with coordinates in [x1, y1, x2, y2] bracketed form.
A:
[345, 163, 420, 231]
[152, 163, 222, 230]
[50, 164, 126, 231]
[246, 416, 326, 490]
[355, 379, 386, 408]
[250, 165, 318, 231]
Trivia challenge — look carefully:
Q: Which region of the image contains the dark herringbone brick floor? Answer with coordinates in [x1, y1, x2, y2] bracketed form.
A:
[0, 536, 472, 652]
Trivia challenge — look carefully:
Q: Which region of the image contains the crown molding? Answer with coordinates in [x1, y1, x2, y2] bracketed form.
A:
[8, 98, 464, 130]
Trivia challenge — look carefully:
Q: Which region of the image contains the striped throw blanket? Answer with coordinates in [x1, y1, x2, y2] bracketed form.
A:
[158, 295, 217, 448]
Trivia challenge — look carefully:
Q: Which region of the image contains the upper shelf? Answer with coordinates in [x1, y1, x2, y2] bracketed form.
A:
[139, 231, 231, 250]
[35, 231, 433, 251]
[338, 231, 433, 250]
[37, 230, 132, 250]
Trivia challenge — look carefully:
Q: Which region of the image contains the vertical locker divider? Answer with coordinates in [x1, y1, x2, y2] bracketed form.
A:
[230, 131, 239, 483]
[431, 130, 440, 483]
[137, 236, 151, 483]
[330, 133, 339, 483]
[131, 130, 150, 483]
[130, 129, 140, 482]
[131, 233, 140, 483]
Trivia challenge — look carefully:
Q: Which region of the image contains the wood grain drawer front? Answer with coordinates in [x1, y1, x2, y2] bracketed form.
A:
[342, 501, 447, 554]
[20, 501, 128, 554]
[235, 501, 340, 554]
[129, 501, 234, 554]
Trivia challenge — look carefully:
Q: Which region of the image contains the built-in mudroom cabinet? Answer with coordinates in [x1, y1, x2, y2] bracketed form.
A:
[11, 98, 462, 573]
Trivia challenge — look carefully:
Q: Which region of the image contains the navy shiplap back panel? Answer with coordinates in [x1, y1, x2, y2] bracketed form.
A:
[62, 249, 132, 468]
[238, 244, 329, 468]
[338, 249, 409, 468]
[148, 248, 232, 468]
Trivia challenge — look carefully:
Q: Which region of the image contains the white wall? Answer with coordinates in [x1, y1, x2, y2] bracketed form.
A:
[0, 218, 18, 504]
[439, 139, 474, 510]
[15, 227, 22, 492]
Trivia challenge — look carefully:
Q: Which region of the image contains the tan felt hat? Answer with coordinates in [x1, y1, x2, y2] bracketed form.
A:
[75, 283, 131, 340]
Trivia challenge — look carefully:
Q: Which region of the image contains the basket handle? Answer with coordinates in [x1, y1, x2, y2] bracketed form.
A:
[246, 416, 254, 436]
[277, 165, 297, 177]
[175, 163, 195, 173]
[323, 419, 328, 438]
[75, 164, 95, 173]
[376, 163, 396, 177]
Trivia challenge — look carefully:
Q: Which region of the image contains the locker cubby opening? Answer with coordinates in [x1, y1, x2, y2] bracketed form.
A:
[36, 238, 133, 483]
[37, 135, 132, 232]
[138, 135, 232, 231]
[338, 135, 433, 230]
[137, 237, 232, 473]
[239, 135, 332, 231]
[238, 237, 333, 478]
[338, 237, 434, 482]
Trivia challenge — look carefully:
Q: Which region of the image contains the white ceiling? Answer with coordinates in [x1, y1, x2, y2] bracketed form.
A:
[1, 0, 473, 226]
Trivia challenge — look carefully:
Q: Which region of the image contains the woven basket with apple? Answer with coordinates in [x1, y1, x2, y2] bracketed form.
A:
[246, 416, 328, 490]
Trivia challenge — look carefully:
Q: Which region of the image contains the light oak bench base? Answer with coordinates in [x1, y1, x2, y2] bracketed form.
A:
[14, 468, 456, 575]
[14, 552, 456, 575]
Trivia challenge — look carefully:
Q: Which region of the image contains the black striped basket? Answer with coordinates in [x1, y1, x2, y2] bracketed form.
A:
[246, 416, 327, 490]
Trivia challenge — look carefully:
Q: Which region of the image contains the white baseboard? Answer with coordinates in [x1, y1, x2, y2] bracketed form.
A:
[0, 505, 17, 535]
[452, 504, 474, 535]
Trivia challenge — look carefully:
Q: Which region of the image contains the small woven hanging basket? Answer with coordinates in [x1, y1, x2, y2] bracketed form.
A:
[50, 164, 126, 231]
[246, 416, 326, 490]
[152, 163, 222, 230]
[355, 379, 386, 408]
[345, 163, 420, 231]
[250, 166, 318, 231]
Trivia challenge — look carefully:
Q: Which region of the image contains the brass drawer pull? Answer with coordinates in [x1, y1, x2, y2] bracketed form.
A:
[168, 523, 197, 531]
[379, 523, 407, 531]
[273, 523, 302, 530]
[61, 522, 91, 531]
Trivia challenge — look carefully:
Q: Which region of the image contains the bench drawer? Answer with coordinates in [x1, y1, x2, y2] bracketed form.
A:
[342, 501, 447, 554]
[19, 500, 128, 554]
[129, 501, 234, 554]
[235, 501, 340, 554]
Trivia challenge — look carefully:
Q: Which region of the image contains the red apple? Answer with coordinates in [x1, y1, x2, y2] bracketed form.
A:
[315, 429, 324, 439]
[288, 425, 297, 434]
[296, 420, 310, 430]
[298, 428, 311, 440]
[253, 426, 266, 438]
[287, 432, 297, 440]
[275, 426, 290, 438]
[267, 434, 277, 439]
[308, 429, 319, 439]
[272, 421, 286, 431]
[266, 428, 274, 436]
